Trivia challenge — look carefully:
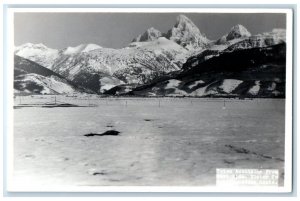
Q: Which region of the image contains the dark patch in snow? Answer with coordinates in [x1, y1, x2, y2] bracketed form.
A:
[106, 125, 114, 128]
[93, 172, 107, 176]
[42, 103, 80, 108]
[84, 130, 120, 137]
[225, 144, 250, 154]
[14, 103, 87, 108]
[144, 119, 152, 121]
[223, 159, 235, 164]
[109, 179, 122, 182]
[130, 162, 138, 167]
[225, 144, 284, 162]
[24, 154, 35, 159]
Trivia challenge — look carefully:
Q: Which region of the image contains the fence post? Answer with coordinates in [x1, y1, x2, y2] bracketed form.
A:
[222, 99, 226, 109]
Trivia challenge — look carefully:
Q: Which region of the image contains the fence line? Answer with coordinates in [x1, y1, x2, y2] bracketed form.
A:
[13, 94, 282, 107]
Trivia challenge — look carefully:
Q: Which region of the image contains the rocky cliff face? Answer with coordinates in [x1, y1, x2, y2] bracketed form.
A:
[165, 15, 210, 50]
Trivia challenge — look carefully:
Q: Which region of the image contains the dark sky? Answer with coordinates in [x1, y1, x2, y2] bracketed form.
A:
[14, 12, 286, 49]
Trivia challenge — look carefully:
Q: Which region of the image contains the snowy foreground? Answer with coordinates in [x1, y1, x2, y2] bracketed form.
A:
[13, 96, 285, 187]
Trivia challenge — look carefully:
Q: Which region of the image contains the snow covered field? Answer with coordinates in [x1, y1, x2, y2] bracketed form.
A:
[12, 96, 285, 187]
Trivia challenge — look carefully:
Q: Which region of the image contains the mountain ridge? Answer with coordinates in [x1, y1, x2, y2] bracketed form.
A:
[124, 43, 286, 98]
[14, 14, 286, 97]
[14, 55, 91, 94]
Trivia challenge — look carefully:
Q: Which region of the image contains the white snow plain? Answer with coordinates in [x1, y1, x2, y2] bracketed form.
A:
[12, 96, 285, 187]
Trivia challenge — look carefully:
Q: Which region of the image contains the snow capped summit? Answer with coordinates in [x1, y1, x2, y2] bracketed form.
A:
[15, 43, 50, 52]
[174, 14, 196, 28]
[15, 43, 57, 54]
[215, 24, 251, 45]
[224, 28, 286, 52]
[264, 28, 286, 42]
[132, 27, 162, 42]
[271, 28, 286, 34]
[14, 43, 102, 69]
[62, 43, 102, 55]
[165, 14, 210, 50]
[15, 43, 59, 69]
[226, 24, 251, 41]
[130, 15, 210, 50]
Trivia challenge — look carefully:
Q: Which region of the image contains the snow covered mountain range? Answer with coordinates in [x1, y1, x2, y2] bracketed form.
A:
[51, 37, 188, 93]
[14, 14, 286, 97]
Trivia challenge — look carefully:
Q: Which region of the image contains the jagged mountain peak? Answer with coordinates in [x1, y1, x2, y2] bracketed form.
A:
[215, 24, 251, 45]
[165, 14, 210, 50]
[132, 14, 209, 50]
[175, 14, 196, 27]
[226, 24, 251, 41]
[147, 27, 160, 32]
[132, 27, 162, 42]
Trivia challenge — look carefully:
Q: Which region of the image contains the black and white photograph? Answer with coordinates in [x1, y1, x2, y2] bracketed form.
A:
[6, 8, 293, 192]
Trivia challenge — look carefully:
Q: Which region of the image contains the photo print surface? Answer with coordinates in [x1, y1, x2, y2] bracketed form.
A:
[8, 9, 292, 192]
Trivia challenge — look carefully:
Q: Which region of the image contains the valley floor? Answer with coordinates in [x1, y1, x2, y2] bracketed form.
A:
[12, 96, 285, 188]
